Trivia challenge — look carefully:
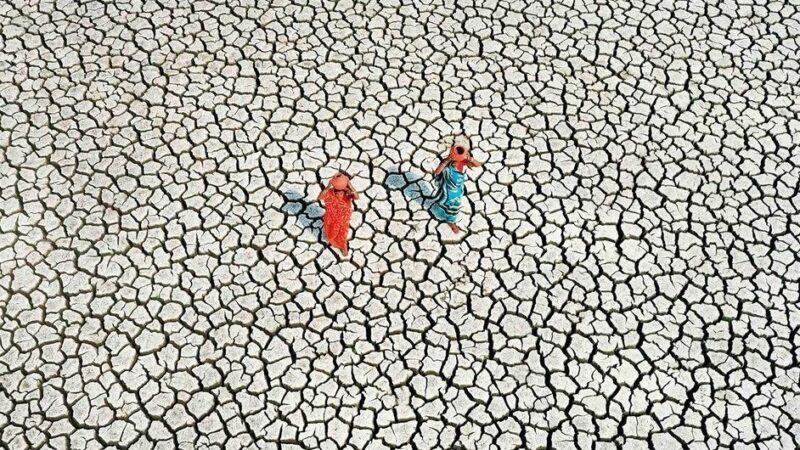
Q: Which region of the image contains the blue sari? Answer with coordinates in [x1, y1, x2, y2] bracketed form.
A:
[430, 163, 465, 223]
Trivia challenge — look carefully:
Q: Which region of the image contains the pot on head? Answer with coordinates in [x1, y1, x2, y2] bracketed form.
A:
[331, 172, 350, 190]
[450, 145, 469, 162]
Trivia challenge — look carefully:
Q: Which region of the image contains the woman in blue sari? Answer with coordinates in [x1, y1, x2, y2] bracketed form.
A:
[430, 143, 482, 233]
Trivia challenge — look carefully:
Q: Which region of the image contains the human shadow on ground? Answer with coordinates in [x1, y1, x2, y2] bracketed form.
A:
[281, 190, 324, 241]
[385, 165, 438, 210]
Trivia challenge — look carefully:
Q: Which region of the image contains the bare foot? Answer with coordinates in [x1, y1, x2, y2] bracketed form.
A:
[449, 223, 461, 234]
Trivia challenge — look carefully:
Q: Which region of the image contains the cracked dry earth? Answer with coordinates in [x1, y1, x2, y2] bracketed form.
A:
[2, 1, 800, 449]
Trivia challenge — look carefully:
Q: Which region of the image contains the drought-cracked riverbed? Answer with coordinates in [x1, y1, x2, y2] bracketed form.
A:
[1, 1, 799, 449]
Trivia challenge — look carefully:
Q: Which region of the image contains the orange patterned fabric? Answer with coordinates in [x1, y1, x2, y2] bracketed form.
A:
[322, 189, 354, 251]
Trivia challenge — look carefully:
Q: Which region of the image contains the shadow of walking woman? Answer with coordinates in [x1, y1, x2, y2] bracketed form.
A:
[281, 189, 324, 242]
[385, 165, 435, 210]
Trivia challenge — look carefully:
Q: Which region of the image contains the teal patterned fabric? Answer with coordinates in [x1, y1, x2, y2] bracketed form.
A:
[430, 163, 465, 223]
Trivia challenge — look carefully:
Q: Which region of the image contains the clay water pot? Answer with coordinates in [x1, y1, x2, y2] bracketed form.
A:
[331, 172, 350, 190]
[450, 145, 469, 162]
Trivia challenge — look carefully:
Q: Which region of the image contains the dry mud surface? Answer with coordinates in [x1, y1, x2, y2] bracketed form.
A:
[1, 1, 799, 449]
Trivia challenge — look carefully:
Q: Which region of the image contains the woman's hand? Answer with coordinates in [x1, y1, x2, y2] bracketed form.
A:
[318, 183, 332, 202]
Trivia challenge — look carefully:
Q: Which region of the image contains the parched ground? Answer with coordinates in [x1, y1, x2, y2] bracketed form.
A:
[1, 0, 799, 449]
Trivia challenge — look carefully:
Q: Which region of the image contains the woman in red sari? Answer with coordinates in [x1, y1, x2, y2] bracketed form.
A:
[318, 171, 359, 256]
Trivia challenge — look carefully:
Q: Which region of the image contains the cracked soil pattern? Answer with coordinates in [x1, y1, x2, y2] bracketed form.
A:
[1, 0, 800, 449]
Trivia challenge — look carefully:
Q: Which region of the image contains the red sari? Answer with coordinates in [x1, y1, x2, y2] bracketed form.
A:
[322, 189, 354, 252]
